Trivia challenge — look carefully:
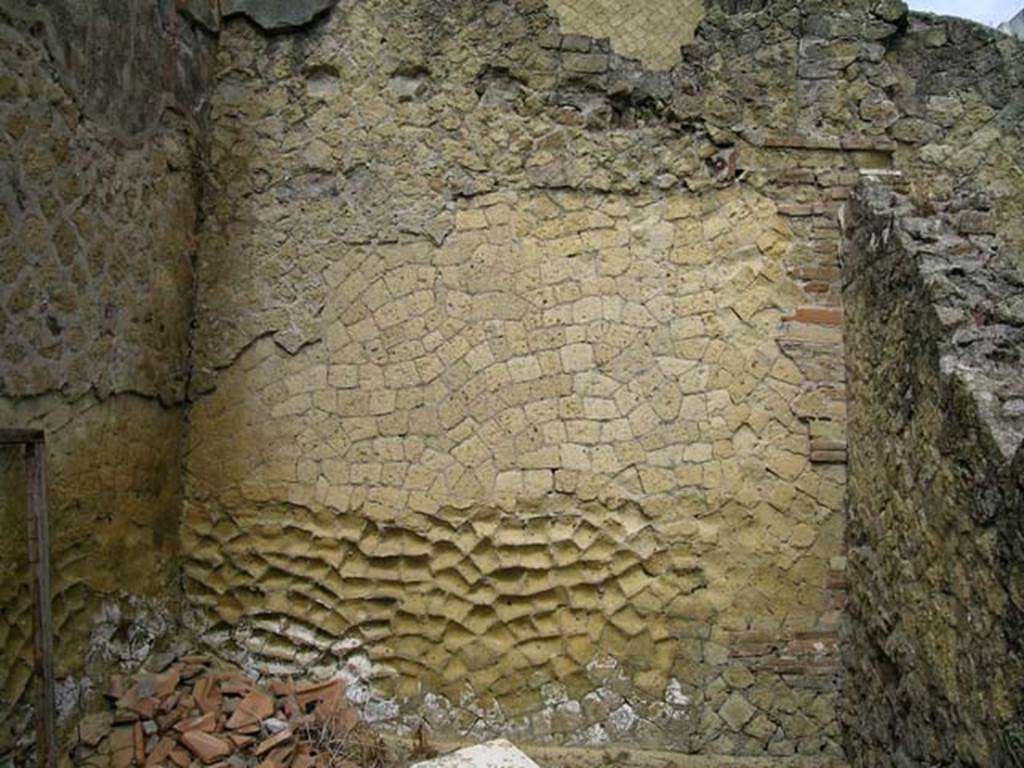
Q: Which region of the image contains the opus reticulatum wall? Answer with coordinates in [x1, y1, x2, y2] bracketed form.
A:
[0, 0, 1021, 765]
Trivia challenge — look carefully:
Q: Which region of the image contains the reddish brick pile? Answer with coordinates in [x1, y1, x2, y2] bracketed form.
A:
[74, 655, 382, 768]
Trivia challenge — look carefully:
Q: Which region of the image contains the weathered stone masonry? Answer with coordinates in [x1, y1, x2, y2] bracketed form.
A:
[843, 185, 1024, 766]
[0, 0, 1022, 765]
[839, 12, 1024, 768]
[179, 0, 882, 756]
[0, 0, 213, 753]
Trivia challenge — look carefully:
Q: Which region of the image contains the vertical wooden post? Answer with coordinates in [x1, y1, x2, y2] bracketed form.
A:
[25, 440, 56, 768]
[2, 429, 56, 768]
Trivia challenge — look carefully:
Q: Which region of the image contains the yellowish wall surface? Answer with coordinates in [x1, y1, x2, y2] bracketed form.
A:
[0, 395, 184, 705]
[183, 0, 849, 757]
[546, 0, 704, 70]
[187, 174, 845, 755]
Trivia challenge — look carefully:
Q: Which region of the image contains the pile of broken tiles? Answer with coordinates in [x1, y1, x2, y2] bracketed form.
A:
[74, 655, 363, 768]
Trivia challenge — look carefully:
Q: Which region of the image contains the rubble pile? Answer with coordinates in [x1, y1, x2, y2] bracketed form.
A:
[73, 655, 390, 768]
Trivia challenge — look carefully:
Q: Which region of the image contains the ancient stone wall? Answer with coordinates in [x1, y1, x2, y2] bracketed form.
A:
[839, 14, 1024, 768]
[0, 0, 213, 754]
[1, 0, 1021, 764]
[842, 181, 1024, 767]
[180, 1, 870, 758]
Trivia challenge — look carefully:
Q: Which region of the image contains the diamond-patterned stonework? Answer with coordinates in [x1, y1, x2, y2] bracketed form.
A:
[545, 0, 704, 70]
[185, 184, 845, 749]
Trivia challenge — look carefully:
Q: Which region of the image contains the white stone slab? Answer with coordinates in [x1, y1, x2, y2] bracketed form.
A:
[411, 739, 541, 768]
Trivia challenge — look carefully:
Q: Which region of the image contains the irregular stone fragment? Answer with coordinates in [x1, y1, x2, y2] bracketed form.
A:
[180, 731, 233, 764]
[109, 726, 135, 768]
[178, 0, 220, 32]
[78, 712, 113, 748]
[221, 0, 338, 31]
[411, 739, 540, 768]
[719, 693, 756, 731]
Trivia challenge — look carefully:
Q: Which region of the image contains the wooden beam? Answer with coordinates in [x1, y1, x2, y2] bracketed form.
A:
[24, 440, 57, 768]
[0, 429, 45, 445]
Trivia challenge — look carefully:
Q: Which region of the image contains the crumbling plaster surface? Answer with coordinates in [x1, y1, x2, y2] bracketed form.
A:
[7, 0, 212, 136]
[887, 13, 1024, 271]
[0, 1, 205, 402]
[186, 185, 845, 752]
[181, 0, 1024, 760]
[0, 0, 212, 755]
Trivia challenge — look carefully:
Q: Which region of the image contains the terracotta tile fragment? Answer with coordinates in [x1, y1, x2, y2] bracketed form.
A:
[178, 664, 205, 680]
[282, 696, 301, 720]
[132, 697, 160, 720]
[157, 704, 190, 731]
[227, 733, 254, 748]
[256, 743, 296, 768]
[174, 712, 216, 734]
[160, 692, 180, 713]
[296, 679, 347, 713]
[146, 736, 177, 765]
[136, 669, 181, 699]
[253, 727, 292, 756]
[192, 677, 223, 715]
[219, 681, 251, 696]
[268, 678, 294, 697]
[226, 689, 274, 729]
[133, 721, 146, 763]
[786, 307, 843, 325]
[224, 708, 257, 730]
[179, 731, 232, 765]
[109, 726, 135, 768]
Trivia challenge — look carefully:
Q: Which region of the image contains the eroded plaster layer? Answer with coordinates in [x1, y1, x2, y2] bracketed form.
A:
[0, 395, 185, 704]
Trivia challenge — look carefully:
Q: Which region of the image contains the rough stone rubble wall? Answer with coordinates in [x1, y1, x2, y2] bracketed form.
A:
[842, 181, 1024, 767]
[840, 14, 1024, 768]
[0, 0, 212, 753]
